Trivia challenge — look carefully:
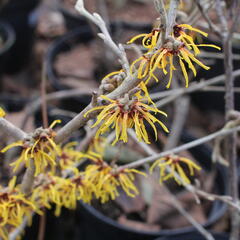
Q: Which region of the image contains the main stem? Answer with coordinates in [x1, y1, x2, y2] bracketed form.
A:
[224, 36, 239, 240]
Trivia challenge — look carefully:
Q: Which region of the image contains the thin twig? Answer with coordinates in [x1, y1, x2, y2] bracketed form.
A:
[195, 0, 221, 36]
[21, 88, 95, 129]
[153, 69, 240, 107]
[75, 0, 130, 73]
[214, 0, 240, 238]
[126, 122, 240, 213]
[166, 187, 215, 240]
[215, 0, 228, 34]
[41, 62, 48, 129]
[117, 124, 240, 170]
[128, 124, 223, 240]
[9, 216, 31, 240]
[201, 86, 240, 93]
[38, 210, 46, 240]
[38, 62, 48, 240]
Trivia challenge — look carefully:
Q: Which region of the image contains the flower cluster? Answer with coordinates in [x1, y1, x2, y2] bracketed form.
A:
[83, 151, 146, 203]
[150, 154, 201, 185]
[0, 177, 40, 240]
[31, 173, 93, 216]
[1, 120, 61, 176]
[30, 150, 145, 216]
[85, 95, 169, 145]
[128, 24, 220, 88]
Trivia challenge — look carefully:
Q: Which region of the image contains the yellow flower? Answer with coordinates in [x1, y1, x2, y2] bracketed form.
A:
[127, 28, 161, 49]
[31, 177, 58, 210]
[130, 55, 159, 84]
[102, 70, 124, 81]
[1, 120, 61, 176]
[82, 156, 146, 203]
[58, 142, 84, 172]
[149, 40, 216, 88]
[173, 24, 220, 55]
[117, 168, 146, 197]
[150, 155, 201, 185]
[0, 176, 39, 233]
[84, 95, 168, 145]
[0, 107, 6, 117]
[32, 175, 64, 216]
[128, 25, 220, 88]
[83, 151, 146, 202]
[32, 173, 94, 217]
[87, 137, 107, 156]
[98, 168, 146, 203]
[54, 175, 94, 216]
[71, 175, 95, 203]
[0, 226, 8, 240]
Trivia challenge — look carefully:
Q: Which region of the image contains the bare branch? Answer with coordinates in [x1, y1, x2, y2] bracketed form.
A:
[20, 159, 35, 195]
[166, 0, 180, 35]
[153, 69, 240, 108]
[154, 0, 168, 42]
[75, 0, 130, 73]
[195, 0, 221, 36]
[118, 124, 240, 170]
[0, 118, 27, 140]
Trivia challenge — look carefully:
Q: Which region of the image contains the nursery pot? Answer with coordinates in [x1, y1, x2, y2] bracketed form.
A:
[0, 21, 15, 75]
[76, 133, 228, 240]
[0, 0, 40, 74]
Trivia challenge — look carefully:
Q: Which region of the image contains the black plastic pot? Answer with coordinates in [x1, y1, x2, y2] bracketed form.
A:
[76, 133, 228, 240]
[0, 0, 40, 74]
[0, 21, 15, 75]
[190, 39, 240, 112]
